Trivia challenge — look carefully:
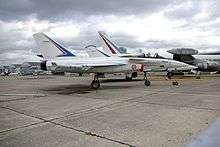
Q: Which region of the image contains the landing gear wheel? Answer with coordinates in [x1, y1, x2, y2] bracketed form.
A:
[144, 80, 151, 86]
[196, 76, 201, 79]
[167, 72, 173, 79]
[91, 80, 100, 89]
[125, 76, 132, 81]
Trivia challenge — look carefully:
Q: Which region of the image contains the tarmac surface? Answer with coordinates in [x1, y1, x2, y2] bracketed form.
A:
[0, 74, 220, 147]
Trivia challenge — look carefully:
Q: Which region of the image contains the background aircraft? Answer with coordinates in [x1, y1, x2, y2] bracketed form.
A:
[168, 48, 220, 72]
[98, 31, 195, 79]
[98, 31, 220, 73]
[98, 31, 146, 58]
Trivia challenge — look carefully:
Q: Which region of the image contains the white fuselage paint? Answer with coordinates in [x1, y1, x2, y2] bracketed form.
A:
[46, 56, 195, 73]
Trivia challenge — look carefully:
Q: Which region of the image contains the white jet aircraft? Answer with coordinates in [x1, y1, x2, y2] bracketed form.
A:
[98, 31, 196, 79]
[33, 32, 196, 89]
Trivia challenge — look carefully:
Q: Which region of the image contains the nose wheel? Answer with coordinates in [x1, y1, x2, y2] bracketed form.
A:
[91, 80, 100, 89]
[144, 79, 151, 86]
[167, 71, 173, 79]
[144, 72, 151, 87]
[91, 74, 101, 89]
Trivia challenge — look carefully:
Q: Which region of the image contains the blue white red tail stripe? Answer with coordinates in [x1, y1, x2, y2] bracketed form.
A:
[99, 32, 119, 54]
[45, 35, 75, 57]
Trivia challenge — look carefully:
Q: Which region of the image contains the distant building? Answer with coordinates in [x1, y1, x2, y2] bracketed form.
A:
[20, 62, 41, 75]
[0, 62, 50, 76]
[0, 65, 14, 76]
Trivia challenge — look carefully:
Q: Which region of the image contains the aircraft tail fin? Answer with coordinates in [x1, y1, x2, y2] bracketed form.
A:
[84, 45, 110, 57]
[33, 32, 75, 59]
[98, 31, 120, 57]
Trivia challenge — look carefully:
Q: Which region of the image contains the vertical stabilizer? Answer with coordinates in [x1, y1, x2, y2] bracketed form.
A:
[33, 32, 75, 59]
[98, 31, 120, 57]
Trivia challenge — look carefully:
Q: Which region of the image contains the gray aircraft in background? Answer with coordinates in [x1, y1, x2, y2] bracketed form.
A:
[167, 48, 220, 73]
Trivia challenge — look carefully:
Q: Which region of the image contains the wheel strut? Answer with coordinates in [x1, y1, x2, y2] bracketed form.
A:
[91, 74, 101, 89]
[144, 72, 151, 86]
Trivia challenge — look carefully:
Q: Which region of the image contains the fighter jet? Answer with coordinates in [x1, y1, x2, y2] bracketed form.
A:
[33, 32, 196, 89]
[98, 31, 195, 79]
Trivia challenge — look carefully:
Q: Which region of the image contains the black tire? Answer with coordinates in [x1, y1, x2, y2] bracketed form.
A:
[167, 72, 173, 79]
[125, 76, 132, 81]
[91, 80, 100, 89]
[131, 72, 138, 78]
[144, 80, 151, 86]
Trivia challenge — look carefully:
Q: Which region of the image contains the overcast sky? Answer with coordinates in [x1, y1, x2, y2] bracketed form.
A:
[1, 0, 220, 64]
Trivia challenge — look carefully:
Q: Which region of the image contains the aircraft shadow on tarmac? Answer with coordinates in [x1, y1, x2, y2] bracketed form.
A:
[41, 83, 132, 95]
[101, 78, 143, 83]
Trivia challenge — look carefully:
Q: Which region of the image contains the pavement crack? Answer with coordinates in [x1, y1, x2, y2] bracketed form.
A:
[0, 122, 44, 134]
[0, 106, 136, 147]
[1, 106, 47, 122]
[51, 121, 136, 147]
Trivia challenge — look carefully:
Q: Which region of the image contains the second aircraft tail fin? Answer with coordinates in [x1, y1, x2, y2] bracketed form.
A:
[98, 31, 121, 57]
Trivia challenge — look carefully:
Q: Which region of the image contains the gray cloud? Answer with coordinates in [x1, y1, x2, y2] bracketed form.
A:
[0, 0, 174, 21]
[164, 1, 202, 20]
[0, 0, 220, 64]
[0, 49, 40, 65]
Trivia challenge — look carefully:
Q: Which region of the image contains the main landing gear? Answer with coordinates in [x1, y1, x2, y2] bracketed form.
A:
[144, 72, 151, 86]
[91, 74, 100, 89]
[125, 72, 137, 81]
[195, 71, 201, 79]
[125, 75, 132, 81]
[166, 71, 179, 85]
[167, 71, 174, 79]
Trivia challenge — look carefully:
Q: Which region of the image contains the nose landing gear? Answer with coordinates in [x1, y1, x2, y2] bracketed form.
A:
[91, 80, 100, 89]
[167, 71, 174, 79]
[144, 72, 151, 87]
[91, 74, 100, 89]
[145, 79, 151, 86]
